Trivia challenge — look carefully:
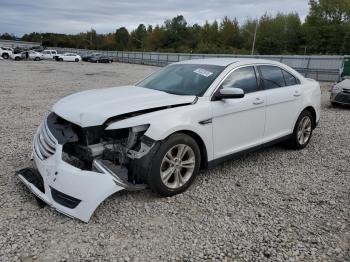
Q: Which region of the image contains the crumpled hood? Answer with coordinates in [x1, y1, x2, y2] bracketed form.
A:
[53, 85, 196, 127]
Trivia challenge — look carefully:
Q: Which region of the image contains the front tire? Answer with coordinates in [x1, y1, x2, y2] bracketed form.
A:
[75, 58, 79, 62]
[288, 110, 314, 150]
[2, 53, 9, 59]
[34, 57, 40, 61]
[148, 133, 201, 196]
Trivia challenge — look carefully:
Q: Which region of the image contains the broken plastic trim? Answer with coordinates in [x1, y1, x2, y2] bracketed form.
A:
[16, 168, 45, 193]
[92, 159, 146, 191]
[127, 142, 154, 159]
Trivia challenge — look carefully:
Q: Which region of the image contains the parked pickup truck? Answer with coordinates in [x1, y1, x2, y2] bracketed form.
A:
[41, 49, 58, 60]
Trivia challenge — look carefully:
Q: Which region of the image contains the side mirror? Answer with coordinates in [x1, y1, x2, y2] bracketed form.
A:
[215, 88, 245, 100]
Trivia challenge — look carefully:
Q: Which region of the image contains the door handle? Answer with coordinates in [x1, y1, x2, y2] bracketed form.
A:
[294, 91, 301, 97]
[253, 98, 264, 105]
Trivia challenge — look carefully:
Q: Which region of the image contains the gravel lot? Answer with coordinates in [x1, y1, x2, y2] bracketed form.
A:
[0, 60, 349, 262]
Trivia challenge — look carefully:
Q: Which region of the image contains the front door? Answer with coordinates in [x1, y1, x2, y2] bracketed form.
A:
[211, 66, 266, 159]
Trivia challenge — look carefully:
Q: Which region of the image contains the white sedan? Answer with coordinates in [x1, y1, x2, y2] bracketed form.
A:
[57, 53, 81, 62]
[18, 58, 321, 222]
[330, 79, 350, 106]
[11, 50, 42, 61]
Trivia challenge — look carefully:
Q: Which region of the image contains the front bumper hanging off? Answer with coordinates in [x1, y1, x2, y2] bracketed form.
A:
[17, 145, 126, 222]
[16, 121, 131, 222]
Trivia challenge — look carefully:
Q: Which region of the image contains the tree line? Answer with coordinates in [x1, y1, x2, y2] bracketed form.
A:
[1, 0, 349, 55]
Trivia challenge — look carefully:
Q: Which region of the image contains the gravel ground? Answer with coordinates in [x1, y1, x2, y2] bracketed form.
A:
[0, 60, 349, 262]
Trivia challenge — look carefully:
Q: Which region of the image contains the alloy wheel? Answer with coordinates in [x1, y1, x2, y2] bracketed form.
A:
[297, 116, 312, 145]
[160, 144, 195, 189]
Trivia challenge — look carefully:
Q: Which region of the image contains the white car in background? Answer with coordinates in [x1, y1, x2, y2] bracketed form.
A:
[330, 79, 350, 106]
[10, 50, 42, 61]
[41, 49, 58, 60]
[57, 53, 81, 62]
[18, 58, 321, 222]
[10, 52, 22, 60]
[0, 47, 13, 59]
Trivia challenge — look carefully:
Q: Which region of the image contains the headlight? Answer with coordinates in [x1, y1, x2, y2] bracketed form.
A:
[131, 124, 150, 133]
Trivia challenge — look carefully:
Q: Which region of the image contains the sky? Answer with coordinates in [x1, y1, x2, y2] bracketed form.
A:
[0, 0, 310, 36]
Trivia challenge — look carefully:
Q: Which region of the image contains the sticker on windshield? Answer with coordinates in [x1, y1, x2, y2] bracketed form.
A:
[194, 68, 213, 77]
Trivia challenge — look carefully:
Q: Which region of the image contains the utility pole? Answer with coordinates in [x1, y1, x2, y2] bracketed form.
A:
[251, 20, 258, 55]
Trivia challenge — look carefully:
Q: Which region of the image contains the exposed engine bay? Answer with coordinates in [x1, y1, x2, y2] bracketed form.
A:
[47, 112, 157, 186]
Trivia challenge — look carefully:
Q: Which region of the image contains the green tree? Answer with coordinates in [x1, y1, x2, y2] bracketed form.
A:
[256, 14, 286, 54]
[129, 24, 147, 50]
[115, 27, 129, 50]
[303, 0, 350, 54]
[284, 13, 303, 53]
[163, 15, 189, 51]
[144, 25, 164, 51]
[219, 17, 241, 50]
[0, 33, 16, 40]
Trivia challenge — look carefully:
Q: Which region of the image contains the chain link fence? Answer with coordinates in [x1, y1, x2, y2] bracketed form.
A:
[53, 47, 346, 82]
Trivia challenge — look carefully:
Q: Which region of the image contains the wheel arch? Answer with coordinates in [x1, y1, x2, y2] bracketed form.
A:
[166, 130, 208, 169]
[303, 106, 317, 128]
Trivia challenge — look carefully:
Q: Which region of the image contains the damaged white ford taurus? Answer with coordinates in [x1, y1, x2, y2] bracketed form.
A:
[18, 58, 321, 222]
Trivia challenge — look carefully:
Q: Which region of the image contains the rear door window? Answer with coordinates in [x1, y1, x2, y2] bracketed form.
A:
[259, 66, 286, 89]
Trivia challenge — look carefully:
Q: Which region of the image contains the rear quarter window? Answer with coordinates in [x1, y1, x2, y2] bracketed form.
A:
[282, 70, 299, 86]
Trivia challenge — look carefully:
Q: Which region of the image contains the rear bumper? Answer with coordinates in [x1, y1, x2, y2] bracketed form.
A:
[18, 143, 125, 223]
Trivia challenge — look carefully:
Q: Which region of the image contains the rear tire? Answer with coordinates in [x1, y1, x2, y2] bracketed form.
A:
[59, 58, 63, 61]
[148, 133, 201, 196]
[15, 57, 20, 61]
[288, 110, 314, 150]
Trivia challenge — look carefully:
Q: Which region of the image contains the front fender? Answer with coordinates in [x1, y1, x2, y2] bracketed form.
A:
[106, 101, 214, 161]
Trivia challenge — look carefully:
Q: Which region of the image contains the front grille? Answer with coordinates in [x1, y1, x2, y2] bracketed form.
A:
[334, 92, 350, 104]
[34, 118, 57, 160]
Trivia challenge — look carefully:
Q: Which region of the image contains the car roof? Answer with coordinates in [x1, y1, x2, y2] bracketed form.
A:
[176, 57, 284, 67]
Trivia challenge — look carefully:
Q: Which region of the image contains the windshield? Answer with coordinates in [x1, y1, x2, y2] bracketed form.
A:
[137, 64, 224, 96]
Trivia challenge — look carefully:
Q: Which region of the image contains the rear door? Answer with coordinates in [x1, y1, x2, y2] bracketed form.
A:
[66, 54, 73, 61]
[258, 65, 303, 142]
[211, 66, 266, 159]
